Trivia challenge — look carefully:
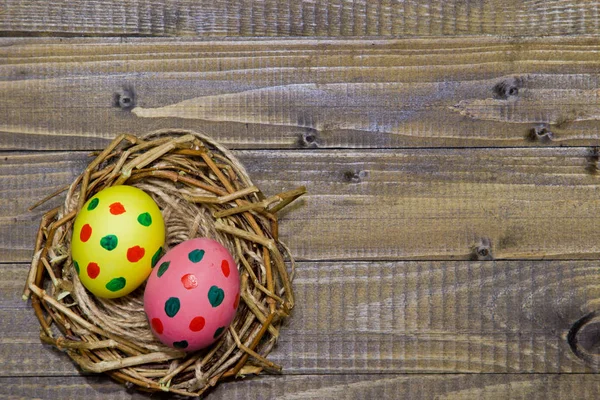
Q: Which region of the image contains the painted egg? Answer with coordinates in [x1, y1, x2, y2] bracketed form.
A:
[71, 185, 165, 299]
[144, 238, 240, 351]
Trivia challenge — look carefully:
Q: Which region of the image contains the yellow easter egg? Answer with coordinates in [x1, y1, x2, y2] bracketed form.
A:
[71, 185, 165, 298]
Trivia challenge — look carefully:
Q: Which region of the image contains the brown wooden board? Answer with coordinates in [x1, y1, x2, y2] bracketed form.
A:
[4, 149, 600, 263]
[2, 374, 600, 400]
[3, 2, 600, 398]
[1, 37, 600, 150]
[1, 1, 600, 38]
[3, 260, 600, 376]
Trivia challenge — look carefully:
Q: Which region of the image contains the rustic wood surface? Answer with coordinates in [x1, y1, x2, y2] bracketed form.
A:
[2, 37, 600, 150]
[2, 0, 600, 37]
[3, 260, 600, 375]
[2, 374, 600, 400]
[5, 149, 600, 262]
[3, 1, 600, 398]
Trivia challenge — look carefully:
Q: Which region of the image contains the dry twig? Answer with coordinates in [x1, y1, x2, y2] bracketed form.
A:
[25, 129, 304, 396]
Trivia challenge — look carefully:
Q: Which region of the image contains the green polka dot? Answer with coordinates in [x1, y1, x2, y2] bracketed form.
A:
[106, 277, 126, 292]
[188, 249, 205, 263]
[137, 212, 152, 227]
[173, 340, 188, 349]
[165, 297, 180, 318]
[87, 198, 99, 211]
[151, 247, 163, 268]
[208, 285, 224, 307]
[100, 235, 118, 251]
[73, 261, 80, 275]
[213, 327, 225, 339]
[157, 261, 170, 277]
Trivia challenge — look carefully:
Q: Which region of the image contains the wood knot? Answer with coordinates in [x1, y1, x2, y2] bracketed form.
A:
[527, 124, 553, 143]
[568, 311, 600, 368]
[298, 129, 319, 148]
[114, 86, 136, 111]
[471, 238, 493, 260]
[586, 147, 599, 175]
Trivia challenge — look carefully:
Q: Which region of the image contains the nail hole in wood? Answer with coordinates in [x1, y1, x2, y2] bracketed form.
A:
[114, 86, 136, 111]
[527, 124, 553, 143]
[343, 170, 367, 183]
[299, 129, 319, 148]
[493, 79, 521, 100]
[471, 238, 493, 260]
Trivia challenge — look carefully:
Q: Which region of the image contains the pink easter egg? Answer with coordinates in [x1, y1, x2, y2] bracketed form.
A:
[144, 238, 240, 351]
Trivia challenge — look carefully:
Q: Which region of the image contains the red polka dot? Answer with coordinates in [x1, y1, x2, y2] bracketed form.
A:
[181, 273, 198, 290]
[221, 260, 230, 278]
[189, 316, 205, 332]
[233, 293, 240, 310]
[87, 262, 100, 279]
[80, 224, 92, 242]
[151, 318, 164, 334]
[109, 202, 126, 215]
[127, 246, 145, 262]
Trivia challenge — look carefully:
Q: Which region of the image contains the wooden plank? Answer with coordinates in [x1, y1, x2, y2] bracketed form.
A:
[1, 37, 600, 150]
[2, 374, 600, 400]
[3, 260, 600, 375]
[2, 1, 600, 37]
[5, 149, 600, 262]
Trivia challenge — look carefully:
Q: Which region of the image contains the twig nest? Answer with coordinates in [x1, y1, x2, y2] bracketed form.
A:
[24, 129, 305, 397]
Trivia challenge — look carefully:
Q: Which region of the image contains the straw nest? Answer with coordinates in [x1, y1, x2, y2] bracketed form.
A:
[24, 129, 305, 397]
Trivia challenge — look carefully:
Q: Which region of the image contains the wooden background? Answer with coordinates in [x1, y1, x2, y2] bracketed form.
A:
[2, 1, 600, 398]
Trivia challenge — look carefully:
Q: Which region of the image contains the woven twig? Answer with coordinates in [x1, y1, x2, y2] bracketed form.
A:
[24, 129, 305, 397]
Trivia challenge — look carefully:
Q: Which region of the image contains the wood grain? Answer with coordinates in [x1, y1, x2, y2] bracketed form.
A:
[3, 0, 600, 397]
[5, 149, 600, 262]
[2, 37, 600, 150]
[2, 374, 600, 400]
[3, 259, 600, 375]
[1, 1, 600, 37]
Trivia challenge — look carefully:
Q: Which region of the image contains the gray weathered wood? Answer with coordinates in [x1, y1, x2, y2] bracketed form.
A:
[3, 260, 600, 375]
[2, 374, 600, 400]
[1, 37, 600, 150]
[1, 1, 600, 37]
[3, 1, 600, 397]
[5, 149, 600, 262]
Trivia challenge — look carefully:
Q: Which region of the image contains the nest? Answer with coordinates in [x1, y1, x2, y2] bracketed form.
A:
[23, 129, 305, 397]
